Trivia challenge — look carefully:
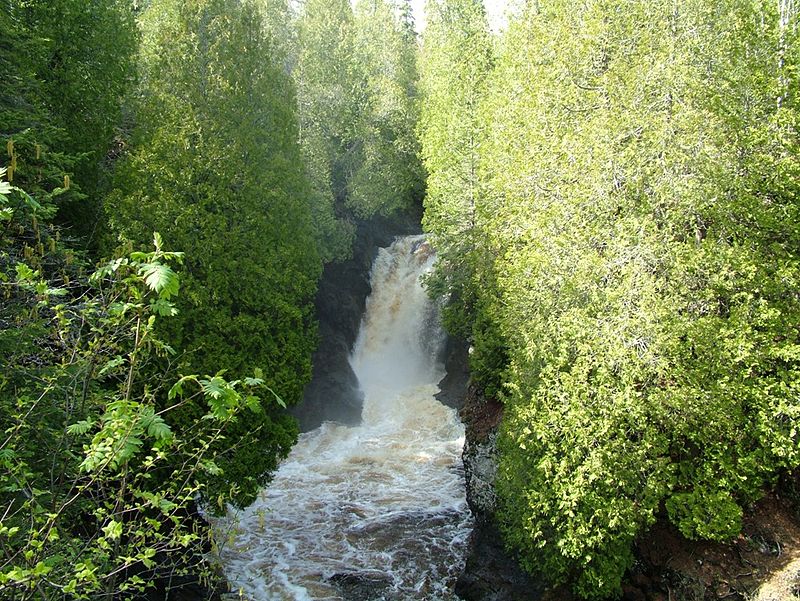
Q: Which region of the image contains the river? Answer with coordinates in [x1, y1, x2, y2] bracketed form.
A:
[214, 235, 473, 600]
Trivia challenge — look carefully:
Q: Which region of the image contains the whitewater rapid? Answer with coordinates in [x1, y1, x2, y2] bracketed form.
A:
[214, 235, 473, 600]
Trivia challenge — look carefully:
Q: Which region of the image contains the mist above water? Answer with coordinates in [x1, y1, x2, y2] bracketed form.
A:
[214, 235, 473, 600]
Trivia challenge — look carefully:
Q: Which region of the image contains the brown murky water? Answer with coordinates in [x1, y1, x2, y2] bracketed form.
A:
[214, 236, 473, 600]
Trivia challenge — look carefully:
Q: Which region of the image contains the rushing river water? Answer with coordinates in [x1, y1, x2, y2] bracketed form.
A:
[214, 235, 473, 600]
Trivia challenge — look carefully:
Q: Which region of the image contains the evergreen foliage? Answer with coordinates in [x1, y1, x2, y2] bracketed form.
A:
[0, 1, 319, 594]
[0, 0, 136, 245]
[351, 0, 425, 219]
[420, 0, 800, 596]
[1, 0, 425, 596]
[295, 0, 424, 261]
[256, 0, 298, 73]
[418, 0, 493, 340]
[107, 0, 318, 506]
[295, 0, 361, 261]
[6, 0, 800, 597]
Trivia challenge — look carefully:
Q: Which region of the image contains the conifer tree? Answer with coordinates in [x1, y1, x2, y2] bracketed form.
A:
[417, 0, 498, 387]
[257, 0, 298, 73]
[351, 0, 425, 218]
[295, 0, 361, 261]
[470, 0, 800, 596]
[295, 0, 425, 262]
[109, 0, 320, 505]
[1, 0, 136, 245]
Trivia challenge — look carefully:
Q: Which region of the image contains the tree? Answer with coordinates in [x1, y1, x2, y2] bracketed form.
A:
[350, 0, 425, 218]
[0, 185, 276, 596]
[295, 0, 425, 262]
[0, 0, 136, 247]
[257, 0, 299, 73]
[295, 0, 362, 261]
[417, 0, 501, 390]
[472, 0, 800, 597]
[418, 0, 493, 321]
[108, 0, 320, 506]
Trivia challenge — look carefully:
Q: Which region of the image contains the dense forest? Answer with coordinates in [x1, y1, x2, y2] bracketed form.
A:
[1, 0, 799, 599]
[0, 0, 421, 596]
[420, 0, 800, 597]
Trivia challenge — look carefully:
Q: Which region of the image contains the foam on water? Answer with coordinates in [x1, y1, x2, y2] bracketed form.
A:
[214, 235, 473, 600]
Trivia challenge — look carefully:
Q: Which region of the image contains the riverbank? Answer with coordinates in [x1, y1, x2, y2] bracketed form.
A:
[455, 383, 800, 601]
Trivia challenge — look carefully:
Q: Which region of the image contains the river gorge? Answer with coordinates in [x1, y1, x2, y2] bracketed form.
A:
[214, 236, 473, 600]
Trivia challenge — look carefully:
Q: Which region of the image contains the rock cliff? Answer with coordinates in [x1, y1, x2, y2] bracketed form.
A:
[455, 384, 542, 601]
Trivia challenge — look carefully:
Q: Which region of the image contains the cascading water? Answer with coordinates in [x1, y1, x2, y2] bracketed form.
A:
[214, 235, 473, 600]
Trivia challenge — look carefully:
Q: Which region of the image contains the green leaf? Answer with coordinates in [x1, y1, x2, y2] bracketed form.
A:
[265, 386, 286, 408]
[200, 376, 226, 400]
[102, 520, 122, 541]
[15, 263, 37, 282]
[90, 258, 129, 283]
[158, 498, 177, 514]
[0, 448, 17, 466]
[200, 460, 223, 475]
[245, 395, 263, 413]
[118, 436, 143, 463]
[168, 378, 184, 401]
[17, 189, 42, 211]
[98, 356, 126, 377]
[67, 420, 94, 436]
[145, 415, 172, 441]
[150, 298, 178, 317]
[138, 262, 179, 299]
[0, 167, 10, 196]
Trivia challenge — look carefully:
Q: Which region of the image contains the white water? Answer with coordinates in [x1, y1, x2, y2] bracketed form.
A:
[214, 235, 473, 600]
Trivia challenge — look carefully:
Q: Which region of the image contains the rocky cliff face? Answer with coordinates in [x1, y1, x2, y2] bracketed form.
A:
[435, 335, 471, 410]
[455, 385, 542, 601]
[292, 211, 422, 432]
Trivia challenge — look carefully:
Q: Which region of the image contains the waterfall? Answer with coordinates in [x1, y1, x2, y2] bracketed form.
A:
[214, 235, 473, 600]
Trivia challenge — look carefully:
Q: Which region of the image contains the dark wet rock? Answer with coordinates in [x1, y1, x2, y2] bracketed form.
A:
[456, 520, 544, 601]
[462, 430, 499, 519]
[295, 286, 365, 430]
[459, 386, 504, 520]
[328, 572, 395, 600]
[460, 385, 504, 444]
[436, 335, 470, 410]
[293, 210, 422, 432]
[456, 384, 542, 601]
